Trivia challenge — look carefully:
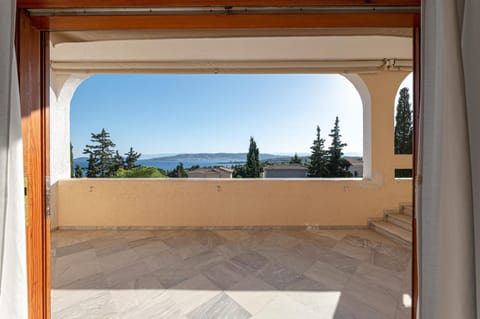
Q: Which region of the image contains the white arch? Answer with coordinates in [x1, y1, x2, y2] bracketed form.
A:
[50, 74, 90, 184]
[342, 74, 372, 179]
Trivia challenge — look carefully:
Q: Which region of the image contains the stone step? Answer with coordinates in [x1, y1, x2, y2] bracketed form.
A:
[387, 213, 412, 231]
[401, 204, 413, 216]
[370, 220, 412, 248]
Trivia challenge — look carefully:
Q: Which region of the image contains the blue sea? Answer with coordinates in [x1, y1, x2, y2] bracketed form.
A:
[74, 158, 244, 171]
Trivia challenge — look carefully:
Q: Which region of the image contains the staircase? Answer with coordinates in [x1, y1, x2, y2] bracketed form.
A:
[369, 203, 413, 249]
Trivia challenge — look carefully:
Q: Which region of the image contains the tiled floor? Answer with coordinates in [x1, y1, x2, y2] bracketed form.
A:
[51, 229, 412, 319]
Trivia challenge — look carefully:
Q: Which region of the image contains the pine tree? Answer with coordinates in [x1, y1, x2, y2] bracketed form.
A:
[290, 153, 302, 164]
[308, 126, 328, 177]
[394, 87, 413, 154]
[86, 153, 97, 177]
[83, 128, 116, 177]
[109, 150, 124, 175]
[125, 147, 141, 169]
[245, 136, 261, 178]
[70, 142, 74, 178]
[74, 164, 83, 178]
[326, 117, 352, 177]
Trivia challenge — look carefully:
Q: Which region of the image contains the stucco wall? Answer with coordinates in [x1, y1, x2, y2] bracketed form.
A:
[56, 178, 412, 228]
[51, 71, 413, 228]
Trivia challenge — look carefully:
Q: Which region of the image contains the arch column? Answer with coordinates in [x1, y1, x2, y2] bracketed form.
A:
[49, 73, 89, 228]
[359, 71, 410, 185]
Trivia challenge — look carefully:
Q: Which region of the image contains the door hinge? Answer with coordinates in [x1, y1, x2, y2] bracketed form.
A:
[24, 176, 28, 226]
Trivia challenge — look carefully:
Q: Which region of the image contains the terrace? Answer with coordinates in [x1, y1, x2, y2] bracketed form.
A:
[52, 229, 411, 318]
[48, 29, 414, 318]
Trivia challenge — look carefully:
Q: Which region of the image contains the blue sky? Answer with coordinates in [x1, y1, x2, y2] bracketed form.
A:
[71, 73, 412, 158]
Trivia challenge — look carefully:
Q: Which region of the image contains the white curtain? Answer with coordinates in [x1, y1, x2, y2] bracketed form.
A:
[0, 0, 29, 318]
[420, 0, 480, 318]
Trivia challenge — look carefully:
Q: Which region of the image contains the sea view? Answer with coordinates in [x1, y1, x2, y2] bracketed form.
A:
[74, 158, 245, 171]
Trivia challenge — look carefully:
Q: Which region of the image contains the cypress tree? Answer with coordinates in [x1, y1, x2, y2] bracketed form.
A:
[83, 128, 116, 177]
[125, 147, 141, 169]
[245, 137, 261, 178]
[290, 153, 302, 164]
[308, 126, 328, 177]
[74, 164, 83, 178]
[394, 87, 413, 154]
[70, 142, 74, 178]
[326, 117, 352, 177]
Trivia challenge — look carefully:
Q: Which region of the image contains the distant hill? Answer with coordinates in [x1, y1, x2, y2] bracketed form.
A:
[149, 153, 286, 162]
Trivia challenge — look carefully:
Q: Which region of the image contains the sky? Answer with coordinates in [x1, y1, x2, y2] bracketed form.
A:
[70, 73, 413, 158]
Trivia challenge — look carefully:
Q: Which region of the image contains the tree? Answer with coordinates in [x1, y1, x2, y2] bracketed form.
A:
[232, 164, 247, 178]
[70, 142, 74, 178]
[394, 87, 413, 154]
[326, 117, 352, 177]
[115, 166, 166, 178]
[308, 126, 328, 177]
[290, 153, 303, 164]
[125, 147, 141, 169]
[245, 136, 261, 178]
[83, 128, 116, 177]
[86, 153, 97, 177]
[109, 150, 125, 175]
[74, 164, 83, 178]
[168, 163, 188, 178]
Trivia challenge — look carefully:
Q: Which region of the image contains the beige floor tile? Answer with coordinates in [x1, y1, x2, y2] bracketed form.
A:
[52, 229, 410, 319]
[285, 273, 345, 316]
[98, 248, 139, 274]
[151, 264, 198, 288]
[342, 273, 398, 317]
[256, 262, 302, 290]
[105, 260, 151, 288]
[203, 261, 248, 289]
[143, 249, 184, 272]
[332, 241, 373, 262]
[168, 274, 222, 315]
[250, 294, 319, 319]
[187, 292, 251, 319]
[131, 239, 170, 258]
[335, 292, 391, 319]
[54, 258, 102, 288]
[226, 275, 278, 315]
[304, 261, 351, 291]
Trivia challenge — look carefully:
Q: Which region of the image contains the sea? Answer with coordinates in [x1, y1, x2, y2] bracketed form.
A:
[73, 158, 245, 171]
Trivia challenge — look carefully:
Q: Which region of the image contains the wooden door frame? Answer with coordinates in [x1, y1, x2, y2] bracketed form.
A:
[15, 2, 420, 318]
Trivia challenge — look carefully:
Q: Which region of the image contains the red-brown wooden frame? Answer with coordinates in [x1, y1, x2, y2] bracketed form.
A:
[15, 2, 420, 318]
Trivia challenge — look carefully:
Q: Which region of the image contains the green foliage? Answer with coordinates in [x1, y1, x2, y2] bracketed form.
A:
[395, 87, 413, 154]
[74, 164, 83, 178]
[125, 147, 141, 169]
[245, 136, 262, 178]
[189, 164, 200, 170]
[308, 126, 329, 177]
[109, 151, 125, 176]
[326, 117, 352, 177]
[168, 163, 188, 178]
[70, 142, 74, 178]
[232, 164, 247, 178]
[83, 128, 116, 177]
[114, 166, 166, 178]
[86, 153, 97, 177]
[290, 153, 303, 164]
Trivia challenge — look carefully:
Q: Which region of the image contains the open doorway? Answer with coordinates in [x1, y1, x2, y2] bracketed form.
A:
[48, 30, 414, 319]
